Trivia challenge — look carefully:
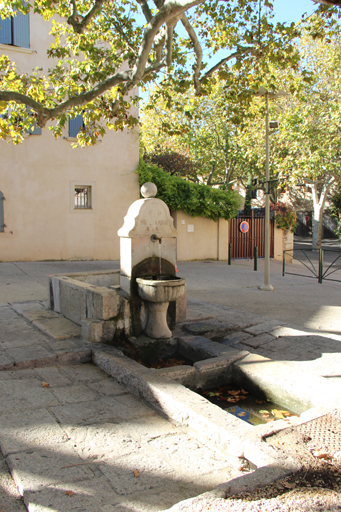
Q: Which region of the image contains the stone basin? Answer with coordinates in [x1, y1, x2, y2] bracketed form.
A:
[136, 275, 186, 339]
[136, 275, 186, 303]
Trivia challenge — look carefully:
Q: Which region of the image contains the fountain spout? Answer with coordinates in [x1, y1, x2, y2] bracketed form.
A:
[151, 234, 162, 244]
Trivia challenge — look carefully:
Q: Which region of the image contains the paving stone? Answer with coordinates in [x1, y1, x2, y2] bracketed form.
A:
[148, 434, 226, 476]
[0, 370, 15, 380]
[0, 329, 51, 349]
[44, 338, 87, 352]
[220, 331, 253, 345]
[0, 351, 14, 370]
[24, 477, 120, 512]
[61, 363, 111, 382]
[51, 384, 98, 404]
[87, 378, 130, 397]
[65, 423, 142, 461]
[270, 326, 311, 338]
[34, 367, 73, 387]
[122, 414, 182, 442]
[98, 452, 175, 495]
[239, 333, 276, 349]
[113, 393, 156, 418]
[0, 379, 60, 410]
[51, 396, 149, 426]
[7, 449, 94, 494]
[244, 321, 285, 335]
[5, 344, 57, 369]
[109, 484, 199, 512]
[56, 348, 92, 365]
[32, 317, 81, 340]
[0, 408, 67, 456]
[9, 368, 40, 379]
[0, 455, 27, 512]
[182, 320, 239, 338]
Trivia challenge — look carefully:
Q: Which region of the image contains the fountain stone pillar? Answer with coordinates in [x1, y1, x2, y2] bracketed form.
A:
[118, 182, 186, 337]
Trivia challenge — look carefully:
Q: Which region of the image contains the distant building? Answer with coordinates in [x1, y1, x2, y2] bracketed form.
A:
[0, 8, 139, 261]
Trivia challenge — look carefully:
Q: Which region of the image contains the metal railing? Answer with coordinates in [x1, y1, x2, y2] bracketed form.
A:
[283, 247, 341, 284]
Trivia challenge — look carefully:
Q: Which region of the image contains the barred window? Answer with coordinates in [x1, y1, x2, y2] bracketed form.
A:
[74, 186, 91, 209]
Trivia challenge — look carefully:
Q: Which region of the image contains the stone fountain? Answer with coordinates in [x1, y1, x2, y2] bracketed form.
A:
[118, 182, 186, 338]
[48, 182, 186, 342]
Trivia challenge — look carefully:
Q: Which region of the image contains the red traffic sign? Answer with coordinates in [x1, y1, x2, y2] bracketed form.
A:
[239, 221, 249, 233]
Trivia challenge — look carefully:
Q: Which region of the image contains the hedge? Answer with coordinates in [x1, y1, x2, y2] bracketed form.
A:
[137, 161, 242, 221]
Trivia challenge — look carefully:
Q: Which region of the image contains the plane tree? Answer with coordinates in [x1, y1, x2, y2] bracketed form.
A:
[269, 31, 341, 248]
[0, 0, 323, 145]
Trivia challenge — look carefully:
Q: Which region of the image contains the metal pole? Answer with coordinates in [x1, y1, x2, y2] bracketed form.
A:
[259, 93, 273, 291]
[283, 251, 285, 277]
[254, 246, 258, 271]
[228, 243, 231, 265]
[318, 248, 323, 284]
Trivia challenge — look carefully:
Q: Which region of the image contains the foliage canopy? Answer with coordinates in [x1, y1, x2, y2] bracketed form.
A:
[1, 0, 336, 145]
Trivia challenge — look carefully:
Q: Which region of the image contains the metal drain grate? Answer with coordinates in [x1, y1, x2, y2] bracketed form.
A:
[296, 413, 341, 452]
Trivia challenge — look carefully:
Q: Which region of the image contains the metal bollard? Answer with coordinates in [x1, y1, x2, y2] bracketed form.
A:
[318, 248, 323, 284]
[228, 243, 231, 265]
[254, 246, 258, 271]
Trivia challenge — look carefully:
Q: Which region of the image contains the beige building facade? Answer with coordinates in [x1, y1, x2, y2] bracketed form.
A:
[0, 8, 139, 262]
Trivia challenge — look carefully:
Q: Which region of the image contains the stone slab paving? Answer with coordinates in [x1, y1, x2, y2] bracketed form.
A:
[0, 363, 242, 512]
[1, 297, 341, 512]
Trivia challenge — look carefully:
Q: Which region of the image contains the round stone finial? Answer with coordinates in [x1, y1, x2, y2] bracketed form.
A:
[141, 182, 157, 198]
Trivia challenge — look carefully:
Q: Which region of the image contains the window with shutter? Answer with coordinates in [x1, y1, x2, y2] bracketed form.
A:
[0, 5, 29, 49]
[69, 114, 84, 138]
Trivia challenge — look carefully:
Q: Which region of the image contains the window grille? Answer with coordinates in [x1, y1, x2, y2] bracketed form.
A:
[74, 186, 91, 209]
[0, 5, 29, 48]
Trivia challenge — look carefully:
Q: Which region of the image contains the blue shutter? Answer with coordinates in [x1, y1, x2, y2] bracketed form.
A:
[0, 16, 12, 45]
[30, 123, 42, 135]
[69, 114, 84, 137]
[0, 191, 5, 232]
[26, 106, 42, 135]
[13, 9, 29, 48]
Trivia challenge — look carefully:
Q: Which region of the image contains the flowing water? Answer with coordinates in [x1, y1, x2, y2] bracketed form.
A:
[158, 243, 162, 275]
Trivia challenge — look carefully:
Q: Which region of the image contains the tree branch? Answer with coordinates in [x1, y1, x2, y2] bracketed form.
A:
[201, 46, 257, 83]
[136, 0, 153, 22]
[180, 14, 202, 94]
[68, 0, 107, 34]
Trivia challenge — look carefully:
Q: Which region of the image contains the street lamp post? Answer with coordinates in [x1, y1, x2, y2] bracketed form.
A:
[256, 87, 287, 292]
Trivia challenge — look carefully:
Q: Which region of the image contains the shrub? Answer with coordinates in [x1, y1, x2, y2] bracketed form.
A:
[137, 160, 242, 221]
[271, 203, 297, 233]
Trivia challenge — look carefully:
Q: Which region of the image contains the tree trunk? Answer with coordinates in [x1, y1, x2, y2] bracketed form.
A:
[311, 178, 334, 250]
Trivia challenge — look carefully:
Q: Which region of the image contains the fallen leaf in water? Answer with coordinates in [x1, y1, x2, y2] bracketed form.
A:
[240, 389, 249, 395]
[272, 409, 286, 420]
[228, 390, 240, 396]
[238, 412, 246, 417]
[256, 400, 264, 404]
[41, 382, 49, 388]
[226, 397, 238, 403]
[133, 470, 140, 478]
[65, 490, 74, 497]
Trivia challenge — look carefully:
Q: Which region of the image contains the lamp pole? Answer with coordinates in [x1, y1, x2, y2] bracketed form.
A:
[256, 87, 287, 292]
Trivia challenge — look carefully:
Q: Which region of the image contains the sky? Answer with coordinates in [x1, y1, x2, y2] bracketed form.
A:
[272, 0, 315, 23]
